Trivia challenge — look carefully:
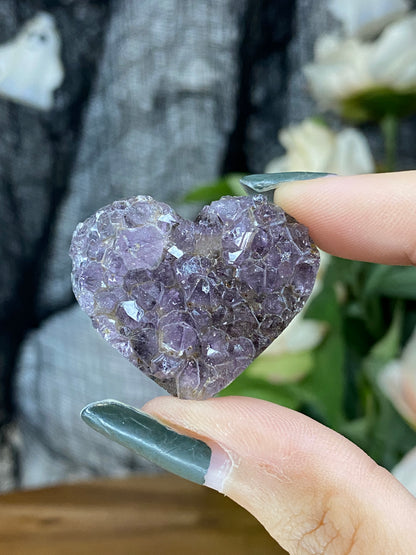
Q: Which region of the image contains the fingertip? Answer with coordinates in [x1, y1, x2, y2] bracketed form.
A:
[274, 171, 416, 265]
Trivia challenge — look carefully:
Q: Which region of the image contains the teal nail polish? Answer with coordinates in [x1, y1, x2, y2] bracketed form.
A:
[81, 400, 211, 485]
[240, 172, 333, 201]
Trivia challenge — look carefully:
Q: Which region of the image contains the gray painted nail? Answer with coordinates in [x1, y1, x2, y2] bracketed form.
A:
[81, 400, 211, 485]
[240, 172, 333, 201]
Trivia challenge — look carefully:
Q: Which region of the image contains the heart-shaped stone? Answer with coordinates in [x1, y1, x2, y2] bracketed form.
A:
[70, 195, 319, 399]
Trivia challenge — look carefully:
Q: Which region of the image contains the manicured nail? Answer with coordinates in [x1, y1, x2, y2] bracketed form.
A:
[240, 172, 333, 201]
[81, 400, 212, 486]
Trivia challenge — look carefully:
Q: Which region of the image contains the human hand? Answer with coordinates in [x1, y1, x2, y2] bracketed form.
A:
[82, 171, 416, 554]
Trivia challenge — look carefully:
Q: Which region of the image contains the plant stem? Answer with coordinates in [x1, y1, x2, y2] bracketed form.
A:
[380, 114, 398, 172]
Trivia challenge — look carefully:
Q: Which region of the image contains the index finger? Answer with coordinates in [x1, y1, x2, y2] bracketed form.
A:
[274, 171, 416, 266]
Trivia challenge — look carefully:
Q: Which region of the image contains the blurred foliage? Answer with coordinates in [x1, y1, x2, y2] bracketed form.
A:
[185, 176, 416, 469]
[341, 87, 416, 123]
[182, 174, 246, 203]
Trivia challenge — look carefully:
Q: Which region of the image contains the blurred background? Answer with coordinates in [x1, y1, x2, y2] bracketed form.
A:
[1, 0, 416, 496]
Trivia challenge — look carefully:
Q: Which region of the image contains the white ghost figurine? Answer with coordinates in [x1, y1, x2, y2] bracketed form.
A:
[0, 12, 64, 111]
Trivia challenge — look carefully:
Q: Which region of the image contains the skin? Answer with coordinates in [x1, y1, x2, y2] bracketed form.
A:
[143, 172, 416, 554]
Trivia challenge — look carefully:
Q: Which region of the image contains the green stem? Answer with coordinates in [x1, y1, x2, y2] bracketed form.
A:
[380, 114, 398, 172]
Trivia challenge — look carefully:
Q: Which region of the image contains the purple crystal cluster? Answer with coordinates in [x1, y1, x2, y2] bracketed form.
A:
[70, 195, 319, 399]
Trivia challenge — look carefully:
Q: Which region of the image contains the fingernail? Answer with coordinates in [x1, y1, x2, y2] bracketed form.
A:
[240, 172, 333, 201]
[81, 400, 230, 489]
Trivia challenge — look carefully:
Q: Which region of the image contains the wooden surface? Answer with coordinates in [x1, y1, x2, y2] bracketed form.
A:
[0, 474, 287, 554]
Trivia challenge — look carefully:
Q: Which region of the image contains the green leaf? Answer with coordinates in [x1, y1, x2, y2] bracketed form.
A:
[182, 173, 245, 203]
[366, 394, 416, 470]
[308, 115, 328, 127]
[368, 302, 402, 362]
[182, 179, 234, 203]
[403, 307, 416, 343]
[301, 327, 345, 427]
[320, 257, 365, 299]
[364, 266, 416, 300]
[218, 375, 302, 410]
[304, 280, 341, 329]
[300, 286, 345, 427]
[226, 174, 247, 196]
[341, 86, 416, 122]
[340, 417, 370, 447]
[247, 350, 314, 383]
[355, 306, 416, 469]
[323, 259, 395, 340]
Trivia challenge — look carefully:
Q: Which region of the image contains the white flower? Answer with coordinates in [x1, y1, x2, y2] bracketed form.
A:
[378, 328, 416, 428]
[304, 36, 373, 111]
[265, 119, 375, 175]
[0, 12, 64, 111]
[370, 14, 416, 89]
[328, 0, 410, 38]
[304, 13, 416, 113]
[392, 447, 416, 498]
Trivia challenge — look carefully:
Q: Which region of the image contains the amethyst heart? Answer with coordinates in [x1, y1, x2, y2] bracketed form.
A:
[70, 195, 319, 399]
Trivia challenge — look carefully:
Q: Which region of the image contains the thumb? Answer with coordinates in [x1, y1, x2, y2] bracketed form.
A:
[143, 395, 416, 554]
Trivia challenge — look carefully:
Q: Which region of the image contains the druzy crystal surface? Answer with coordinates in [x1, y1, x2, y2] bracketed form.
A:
[70, 195, 319, 399]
